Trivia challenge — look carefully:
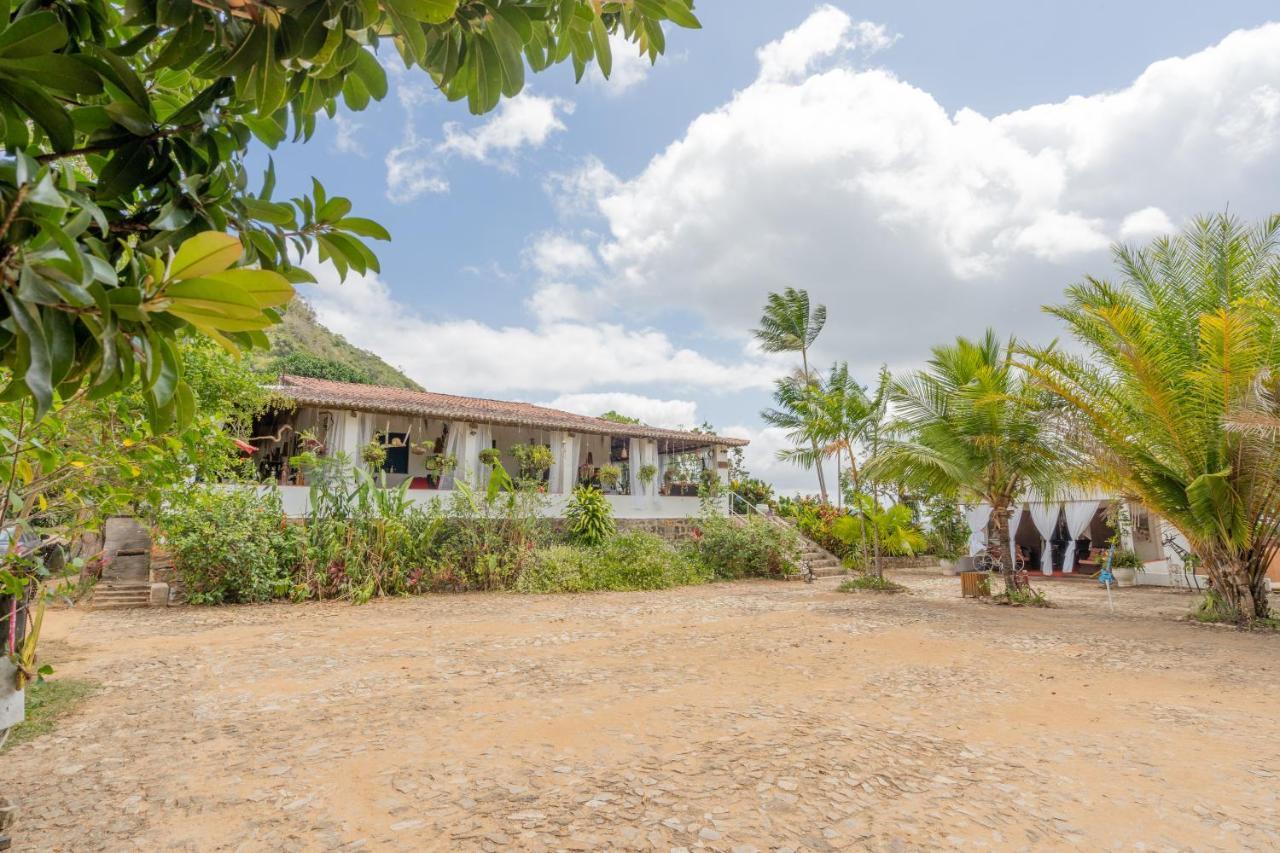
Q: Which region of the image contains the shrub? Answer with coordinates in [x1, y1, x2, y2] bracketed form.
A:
[686, 515, 801, 580]
[565, 486, 615, 545]
[780, 497, 853, 560]
[158, 488, 303, 604]
[519, 533, 709, 593]
[269, 352, 373, 385]
[838, 574, 907, 593]
[924, 499, 970, 560]
[591, 533, 710, 590]
[516, 545, 593, 593]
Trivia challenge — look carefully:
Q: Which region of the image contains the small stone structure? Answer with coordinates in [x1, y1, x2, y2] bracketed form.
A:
[89, 517, 170, 609]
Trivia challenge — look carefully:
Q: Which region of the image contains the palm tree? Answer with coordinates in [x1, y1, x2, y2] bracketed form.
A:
[1026, 214, 1280, 622]
[754, 288, 829, 501]
[866, 330, 1066, 592]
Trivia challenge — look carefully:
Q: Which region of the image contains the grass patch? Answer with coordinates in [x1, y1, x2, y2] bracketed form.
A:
[837, 574, 907, 593]
[2, 678, 97, 752]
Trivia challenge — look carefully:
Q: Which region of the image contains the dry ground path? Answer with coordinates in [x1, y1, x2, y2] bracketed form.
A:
[6, 571, 1280, 851]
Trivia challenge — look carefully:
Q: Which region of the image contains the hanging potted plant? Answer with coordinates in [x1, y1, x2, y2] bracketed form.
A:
[598, 464, 622, 493]
[360, 440, 387, 470]
[637, 463, 658, 492]
[426, 453, 457, 475]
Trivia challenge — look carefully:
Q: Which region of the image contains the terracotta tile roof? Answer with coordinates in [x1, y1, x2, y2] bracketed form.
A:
[269, 375, 749, 447]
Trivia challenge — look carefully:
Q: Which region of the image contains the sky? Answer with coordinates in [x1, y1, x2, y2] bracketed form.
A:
[252, 2, 1280, 494]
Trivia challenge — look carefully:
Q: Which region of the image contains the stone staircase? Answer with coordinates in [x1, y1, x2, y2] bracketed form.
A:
[728, 503, 847, 581]
[87, 517, 167, 610]
[89, 581, 153, 609]
[794, 535, 846, 580]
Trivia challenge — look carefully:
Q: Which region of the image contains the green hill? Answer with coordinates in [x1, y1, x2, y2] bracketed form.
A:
[254, 299, 423, 390]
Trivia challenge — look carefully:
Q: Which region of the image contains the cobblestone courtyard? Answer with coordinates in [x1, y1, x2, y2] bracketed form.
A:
[8, 571, 1280, 851]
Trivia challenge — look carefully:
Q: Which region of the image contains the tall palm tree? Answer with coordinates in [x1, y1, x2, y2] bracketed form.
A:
[1026, 214, 1280, 622]
[866, 330, 1066, 591]
[754, 288, 829, 500]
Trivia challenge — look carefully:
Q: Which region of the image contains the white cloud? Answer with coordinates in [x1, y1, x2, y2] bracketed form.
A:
[541, 393, 699, 429]
[756, 5, 896, 83]
[385, 93, 574, 200]
[330, 115, 365, 157]
[544, 156, 622, 218]
[587, 36, 658, 96]
[525, 233, 597, 277]
[557, 12, 1280, 371]
[384, 129, 449, 203]
[298, 256, 777, 397]
[1119, 206, 1176, 240]
[438, 95, 573, 163]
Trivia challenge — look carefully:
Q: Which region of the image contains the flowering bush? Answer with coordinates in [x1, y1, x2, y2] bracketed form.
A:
[685, 515, 801, 580]
[157, 488, 303, 605]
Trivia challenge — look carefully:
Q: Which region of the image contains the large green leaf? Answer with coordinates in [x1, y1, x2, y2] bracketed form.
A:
[3, 292, 53, 419]
[0, 78, 73, 151]
[386, 0, 459, 25]
[0, 55, 103, 95]
[199, 269, 294, 308]
[164, 278, 263, 319]
[0, 12, 66, 59]
[169, 232, 244, 281]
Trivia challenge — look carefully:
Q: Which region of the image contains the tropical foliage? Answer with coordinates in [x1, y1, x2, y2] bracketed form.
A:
[563, 484, 614, 546]
[866, 330, 1066, 591]
[0, 0, 698, 423]
[832, 500, 927, 560]
[754, 287, 829, 500]
[1026, 214, 1280, 621]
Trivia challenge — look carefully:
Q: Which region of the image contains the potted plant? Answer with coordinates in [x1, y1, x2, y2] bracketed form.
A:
[637, 463, 658, 492]
[597, 464, 622, 493]
[478, 448, 502, 468]
[426, 453, 457, 475]
[1109, 548, 1144, 587]
[360, 440, 386, 470]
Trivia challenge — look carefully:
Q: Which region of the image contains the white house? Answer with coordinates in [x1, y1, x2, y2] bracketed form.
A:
[246, 375, 747, 520]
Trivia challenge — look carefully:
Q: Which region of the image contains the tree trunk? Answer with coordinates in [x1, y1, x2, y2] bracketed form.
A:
[1211, 558, 1270, 622]
[800, 348, 828, 504]
[988, 500, 1014, 590]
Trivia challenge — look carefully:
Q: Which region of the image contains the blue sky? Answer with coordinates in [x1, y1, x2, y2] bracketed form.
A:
[252, 2, 1280, 492]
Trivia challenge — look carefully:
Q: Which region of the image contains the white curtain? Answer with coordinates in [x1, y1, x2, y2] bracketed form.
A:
[1007, 503, 1022, 565]
[1061, 501, 1099, 573]
[1028, 502, 1063, 576]
[629, 438, 644, 506]
[964, 504, 991, 555]
[547, 430, 568, 494]
[473, 423, 493, 488]
[441, 420, 466, 490]
[561, 433, 581, 494]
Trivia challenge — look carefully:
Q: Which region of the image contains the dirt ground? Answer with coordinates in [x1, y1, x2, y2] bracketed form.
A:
[6, 571, 1280, 852]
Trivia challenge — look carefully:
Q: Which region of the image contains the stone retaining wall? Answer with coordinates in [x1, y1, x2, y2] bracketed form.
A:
[879, 555, 941, 569]
[615, 518, 703, 543]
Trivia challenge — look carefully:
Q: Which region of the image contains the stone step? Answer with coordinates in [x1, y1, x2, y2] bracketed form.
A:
[89, 583, 152, 609]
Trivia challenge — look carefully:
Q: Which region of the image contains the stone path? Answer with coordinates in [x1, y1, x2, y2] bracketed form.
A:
[8, 571, 1280, 851]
